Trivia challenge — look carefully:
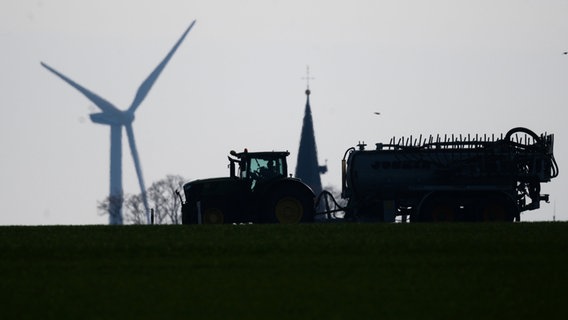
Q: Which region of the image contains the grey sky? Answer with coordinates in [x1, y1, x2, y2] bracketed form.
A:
[1, 0, 567, 224]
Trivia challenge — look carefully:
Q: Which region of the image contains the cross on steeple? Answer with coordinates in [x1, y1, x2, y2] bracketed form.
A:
[301, 65, 315, 94]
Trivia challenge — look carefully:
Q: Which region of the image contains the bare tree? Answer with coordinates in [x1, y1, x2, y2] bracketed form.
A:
[98, 174, 186, 225]
[147, 175, 185, 224]
[123, 193, 146, 224]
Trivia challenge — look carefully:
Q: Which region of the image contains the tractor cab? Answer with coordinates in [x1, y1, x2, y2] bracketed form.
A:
[229, 149, 290, 189]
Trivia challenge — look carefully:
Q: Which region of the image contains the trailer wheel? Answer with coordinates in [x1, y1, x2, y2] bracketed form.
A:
[418, 196, 457, 222]
[265, 188, 314, 224]
[480, 196, 516, 222]
[431, 203, 456, 222]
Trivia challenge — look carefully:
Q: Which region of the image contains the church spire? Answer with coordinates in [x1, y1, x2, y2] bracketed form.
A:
[295, 67, 327, 196]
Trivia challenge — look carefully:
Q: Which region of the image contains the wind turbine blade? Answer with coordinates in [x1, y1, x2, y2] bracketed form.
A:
[40, 62, 121, 115]
[125, 123, 151, 224]
[128, 20, 196, 113]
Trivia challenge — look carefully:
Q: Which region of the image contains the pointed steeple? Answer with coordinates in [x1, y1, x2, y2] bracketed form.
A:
[295, 85, 327, 196]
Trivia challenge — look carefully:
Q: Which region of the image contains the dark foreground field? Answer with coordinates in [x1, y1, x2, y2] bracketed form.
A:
[1, 223, 567, 319]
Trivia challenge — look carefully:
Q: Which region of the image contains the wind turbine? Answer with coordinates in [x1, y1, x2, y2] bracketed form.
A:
[41, 20, 196, 224]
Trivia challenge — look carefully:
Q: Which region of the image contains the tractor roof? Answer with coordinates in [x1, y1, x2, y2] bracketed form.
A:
[232, 150, 290, 159]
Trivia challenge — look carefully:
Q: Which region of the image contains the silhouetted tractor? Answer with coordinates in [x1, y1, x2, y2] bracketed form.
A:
[181, 150, 315, 224]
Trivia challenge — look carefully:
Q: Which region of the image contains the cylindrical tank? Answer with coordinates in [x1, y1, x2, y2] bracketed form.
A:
[345, 149, 438, 200]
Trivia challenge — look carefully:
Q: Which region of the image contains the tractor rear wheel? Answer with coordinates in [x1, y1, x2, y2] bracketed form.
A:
[265, 188, 314, 223]
[203, 207, 225, 224]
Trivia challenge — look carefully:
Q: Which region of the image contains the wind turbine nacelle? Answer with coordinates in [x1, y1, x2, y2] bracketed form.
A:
[90, 111, 134, 126]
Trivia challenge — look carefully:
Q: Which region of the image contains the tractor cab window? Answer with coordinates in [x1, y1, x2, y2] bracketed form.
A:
[247, 155, 285, 182]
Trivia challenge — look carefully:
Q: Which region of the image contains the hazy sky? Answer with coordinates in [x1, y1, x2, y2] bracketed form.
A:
[1, 0, 567, 225]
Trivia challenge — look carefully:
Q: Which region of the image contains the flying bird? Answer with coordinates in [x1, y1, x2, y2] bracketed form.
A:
[374, 112, 381, 115]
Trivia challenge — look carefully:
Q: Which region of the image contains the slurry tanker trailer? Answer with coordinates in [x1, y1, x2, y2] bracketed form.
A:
[180, 127, 558, 224]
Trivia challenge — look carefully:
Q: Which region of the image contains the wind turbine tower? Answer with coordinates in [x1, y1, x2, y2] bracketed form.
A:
[295, 67, 327, 197]
[41, 21, 196, 224]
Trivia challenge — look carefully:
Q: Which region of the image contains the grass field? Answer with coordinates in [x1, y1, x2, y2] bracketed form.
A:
[1, 223, 567, 319]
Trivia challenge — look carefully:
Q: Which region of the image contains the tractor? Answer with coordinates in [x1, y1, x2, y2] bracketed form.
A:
[181, 149, 315, 224]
